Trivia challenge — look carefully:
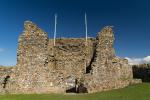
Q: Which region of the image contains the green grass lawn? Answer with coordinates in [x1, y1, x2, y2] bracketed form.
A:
[0, 83, 150, 100]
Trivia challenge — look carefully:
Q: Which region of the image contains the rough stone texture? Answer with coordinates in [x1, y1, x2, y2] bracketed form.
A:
[0, 66, 13, 93]
[0, 21, 141, 94]
[82, 26, 138, 93]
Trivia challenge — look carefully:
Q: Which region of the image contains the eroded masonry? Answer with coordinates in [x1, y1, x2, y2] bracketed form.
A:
[0, 21, 141, 94]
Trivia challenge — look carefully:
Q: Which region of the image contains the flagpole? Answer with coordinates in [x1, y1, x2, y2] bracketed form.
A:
[85, 13, 88, 73]
[54, 14, 57, 46]
[85, 13, 88, 46]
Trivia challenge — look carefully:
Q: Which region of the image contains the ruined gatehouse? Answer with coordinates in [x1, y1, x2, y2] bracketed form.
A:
[0, 21, 141, 94]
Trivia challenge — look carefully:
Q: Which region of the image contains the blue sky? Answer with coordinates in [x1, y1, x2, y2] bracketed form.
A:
[0, 0, 150, 66]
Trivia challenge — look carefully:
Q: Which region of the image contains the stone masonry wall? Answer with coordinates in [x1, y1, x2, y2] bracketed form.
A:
[48, 38, 95, 77]
[47, 38, 96, 91]
[0, 21, 141, 94]
[9, 21, 54, 93]
[83, 26, 138, 93]
[0, 67, 13, 93]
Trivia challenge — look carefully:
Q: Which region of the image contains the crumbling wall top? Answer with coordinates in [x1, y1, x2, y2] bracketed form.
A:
[97, 26, 114, 42]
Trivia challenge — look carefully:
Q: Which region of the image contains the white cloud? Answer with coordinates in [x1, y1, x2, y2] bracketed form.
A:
[143, 56, 150, 62]
[0, 48, 4, 52]
[125, 56, 150, 65]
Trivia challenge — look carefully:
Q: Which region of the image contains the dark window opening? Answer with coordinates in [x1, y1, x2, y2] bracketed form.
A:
[78, 83, 88, 93]
[66, 79, 77, 93]
[2, 76, 10, 88]
[66, 82, 88, 93]
[66, 87, 77, 93]
[86, 66, 92, 73]
[86, 46, 96, 73]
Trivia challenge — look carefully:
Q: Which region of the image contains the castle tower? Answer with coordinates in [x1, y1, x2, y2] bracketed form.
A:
[83, 26, 134, 93]
[97, 26, 115, 59]
[91, 26, 116, 76]
[14, 21, 52, 93]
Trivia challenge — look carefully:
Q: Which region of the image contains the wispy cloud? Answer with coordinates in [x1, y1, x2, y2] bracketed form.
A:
[125, 56, 150, 65]
[0, 48, 4, 52]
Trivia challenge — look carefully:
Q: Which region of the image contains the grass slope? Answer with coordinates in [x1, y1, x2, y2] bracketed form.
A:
[0, 83, 150, 100]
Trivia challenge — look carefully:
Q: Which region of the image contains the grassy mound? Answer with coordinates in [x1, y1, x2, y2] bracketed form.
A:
[0, 83, 149, 100]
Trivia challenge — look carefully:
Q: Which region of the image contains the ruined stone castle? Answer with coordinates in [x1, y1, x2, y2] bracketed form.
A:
[0, 21, 141, 94]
